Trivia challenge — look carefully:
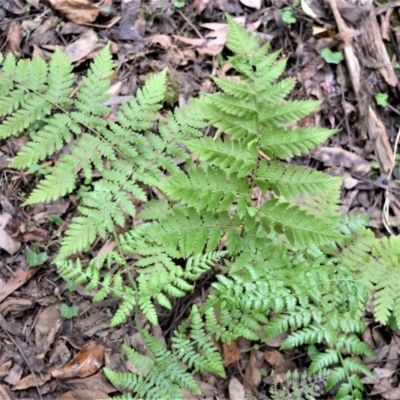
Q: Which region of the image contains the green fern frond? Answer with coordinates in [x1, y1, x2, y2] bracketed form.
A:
[256, 160, 341, 199]
[160, 163, 249, 213]
[182, 137, 254, 177]
[260, 126, 335, 158]
[259, 199, 341, 247]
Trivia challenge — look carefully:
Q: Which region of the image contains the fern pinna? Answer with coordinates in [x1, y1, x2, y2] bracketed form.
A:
[1, 16, 399, 400]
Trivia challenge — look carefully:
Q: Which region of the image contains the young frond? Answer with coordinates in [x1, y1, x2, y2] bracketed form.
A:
[225, 15, 259, 57]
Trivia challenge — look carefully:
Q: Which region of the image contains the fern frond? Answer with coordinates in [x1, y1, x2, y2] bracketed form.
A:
[256, 161, 341, 199]
[183, 137, 254, 177]
[160, 163, 249, 213]
[259, 199, 341, 247]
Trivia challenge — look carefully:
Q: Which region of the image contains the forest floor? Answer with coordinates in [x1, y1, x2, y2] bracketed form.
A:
[0, 0, 400, 399]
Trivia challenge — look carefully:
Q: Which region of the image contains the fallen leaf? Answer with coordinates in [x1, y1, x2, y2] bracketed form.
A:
[194, 0, 211, 13]
[0, 361, 12, 379]
[64, 30, 99, 62]
[4, 364, 23, 386]
[6, 21, 22, 55]
[0, 385, 12, 400]
[301, 0, 317, 18]
[49, 0, 100, 24]
[35, 304, 63, 359]
[238, 0, 260, 9]
[51, 342, 104, 379]
[222, 342, 242, 366]
[12, 372, 51, 391]
[244, 351, 262, 389]
[60, 370, 117, 393]
[0, 214, 21, 254]
[0, 263, 39, 303]
[228, 376, 246, 400]
[56, 390, 110, 400]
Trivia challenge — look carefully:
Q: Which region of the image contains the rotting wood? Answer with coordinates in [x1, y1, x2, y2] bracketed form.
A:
[328, 0, 396, 174]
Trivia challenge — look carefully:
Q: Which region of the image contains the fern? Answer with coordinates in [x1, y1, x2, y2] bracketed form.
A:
[269, 369, 329, 400]
[1, 16, 397, 400]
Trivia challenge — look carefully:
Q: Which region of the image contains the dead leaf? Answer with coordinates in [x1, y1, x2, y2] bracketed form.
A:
[301, 0, 317, 18]
[49, 0, 100, 24]
[56, 390, 110, 400]
[337, 0, 373, 22]
[0, 213, 21, 255]
[0, 263, 39, 303]
[51, 342, 104, 379]
[0, 361, 12, 379]
[35, 304, 63, 359]
[244, 351, 262, 389]
[60, 370, 117, 393]
[314, 147, 372, 175]
[4, 364, 23, 386]
[0, 384, 12, 400]
[228, 376, 246, 400]
[238, 0, 260, 9]
[64, 30, 99, 62]
[12, 372, 51, 391]
[370, 377, 400, 398]
[32, 199, 70, 223]
[222, 342, 242, 366]
[6, 21, 22, 55]
[194, 0, 211, 13]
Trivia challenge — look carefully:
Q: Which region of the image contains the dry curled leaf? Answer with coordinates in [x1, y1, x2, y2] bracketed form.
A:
[0, 213, 21, 255]
[49, 0, 101, 24]
[238, 0, 260, 9]
[51, 342, 105, 379]
[64, 30, 99, 62]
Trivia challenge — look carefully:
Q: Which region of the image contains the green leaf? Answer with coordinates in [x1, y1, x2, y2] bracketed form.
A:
[59, 303, 79, 319]
[26, 249, 48, 266]
[321, 48, 344, 64]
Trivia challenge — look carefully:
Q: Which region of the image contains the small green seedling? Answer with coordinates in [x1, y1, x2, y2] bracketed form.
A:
[26, 246, 48, 267]
[321, 48, 344, 64]
[48, 214, 63, 227]
[375, 92, 388, 107]
[281, 8, 297, 24]
[60, 303, 79, 319]
[173, 0, 185, 8]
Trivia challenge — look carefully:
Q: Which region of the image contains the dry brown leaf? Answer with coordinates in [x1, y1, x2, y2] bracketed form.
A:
[228, 376, 246, 400]
[222, 342, 242, 366]
[35, 304, 63, 359]
[0, 264, 39, 303]
[60, 370, 117, 393]
[244, 351, 263, 389]
[12, 372, 51, 391]
[49, 0, 100, 24]
[4, 364, 23, 386]
[370, 377, 400, 398]
[64, 30, 99, 62]
[0, 361, 12, 379]
[56, 390, 110, 400]
[0, 384, 12, 400]
[51, 342, 104, 379]
[0, 213, 21, 255]
[194, 0, 211, 13]
[6, 21, 22, 55]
